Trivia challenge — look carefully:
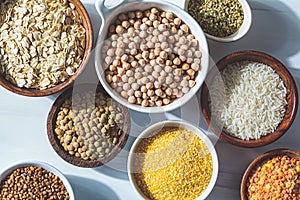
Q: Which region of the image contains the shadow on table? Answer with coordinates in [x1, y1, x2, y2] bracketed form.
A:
[66, 175, 120, 200]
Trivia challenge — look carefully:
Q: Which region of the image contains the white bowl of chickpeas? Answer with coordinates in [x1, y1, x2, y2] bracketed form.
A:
[95, 0, 209, 113]
[0, 161, 74, 200]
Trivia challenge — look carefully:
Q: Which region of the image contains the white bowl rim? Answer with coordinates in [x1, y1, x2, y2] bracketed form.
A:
[184, 0, 252, 42]
[0, 160, 75, 200]
[95, 0, 209, 113]
[127, 120, 219, 200]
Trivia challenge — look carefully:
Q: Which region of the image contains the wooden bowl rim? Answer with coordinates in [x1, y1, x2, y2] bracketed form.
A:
[0, 0, 93, 97]
[47, 83, 131, 168]
[201, 50, 298, 148]
[240, 149, 300, 200]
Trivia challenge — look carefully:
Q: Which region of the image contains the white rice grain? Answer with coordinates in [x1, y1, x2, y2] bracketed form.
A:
[209, 61, 287, 140]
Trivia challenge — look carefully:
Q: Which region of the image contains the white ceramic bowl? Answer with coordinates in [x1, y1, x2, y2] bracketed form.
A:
[0, 161, 75, 200]
[184, 0, 252, 42]
[127, 121, 219, 200]
[95, 0, 209, 113]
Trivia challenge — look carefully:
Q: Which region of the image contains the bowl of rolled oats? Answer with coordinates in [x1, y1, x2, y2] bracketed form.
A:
[0, 0, 93, 96]
[95, 0, 209, 113]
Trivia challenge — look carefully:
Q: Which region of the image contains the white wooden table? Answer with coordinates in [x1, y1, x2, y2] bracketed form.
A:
[1, 0, 300, 199]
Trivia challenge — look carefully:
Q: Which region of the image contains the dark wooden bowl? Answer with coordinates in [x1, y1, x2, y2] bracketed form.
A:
[240, 149, 300, 200]
[47, 83, 131, 168]
[201, 50, 298, 147]
[0, 0, 93, 97]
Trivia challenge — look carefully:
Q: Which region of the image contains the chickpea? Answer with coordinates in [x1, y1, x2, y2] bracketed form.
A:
[182, 63, 190, 70]
[128, 96, 136, 104]
[116, 25, 125, 34]
[135, 11, 143, 18]
[163, 98, 170, 105]
[156, 100, 163, 106]
[140, 85, 147, 93]
[173, 57, 181, 65]
[158, 24, 166, 32]
[174, 18, 181, 26]
[187, 69, 195, 76]
[191, 63, 200, 71]
[155, 89, 163, 97]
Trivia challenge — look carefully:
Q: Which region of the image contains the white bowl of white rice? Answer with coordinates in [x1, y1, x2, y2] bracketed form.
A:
[201, 50, 298, 147]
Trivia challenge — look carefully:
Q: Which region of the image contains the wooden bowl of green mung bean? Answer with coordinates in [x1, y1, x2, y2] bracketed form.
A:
[47, 83, 131, 168]
[185, 0, 252, 42]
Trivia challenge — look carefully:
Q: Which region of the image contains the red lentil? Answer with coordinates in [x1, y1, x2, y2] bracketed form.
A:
[247, 155, 300, 200]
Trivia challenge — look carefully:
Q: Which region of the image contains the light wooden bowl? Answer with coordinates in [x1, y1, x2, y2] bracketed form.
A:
[240, 149, 300, 200]
[47, 84, 130, 168]
[201, 50, 298, 147]
[0, 0, 93, 97]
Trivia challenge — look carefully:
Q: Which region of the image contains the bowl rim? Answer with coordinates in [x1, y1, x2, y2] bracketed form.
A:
[201, 50, 298, 147]
[127, 120, 219, 200]
[47, 83, 131, 168]
[184, 0, 252, 42]
[0, 0, 93, 97]
[94, 0, 209, 113]
[240, 149, 300, 200]
[0, 160, 75, 200]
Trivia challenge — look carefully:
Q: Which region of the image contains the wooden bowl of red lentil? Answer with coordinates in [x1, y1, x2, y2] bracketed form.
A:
[0, 0, 93, 97]
[201, 50, 298, 147]
[47, 83, 131, 168]
[127, 121, 218, 200]
[240, 149, 300, 200]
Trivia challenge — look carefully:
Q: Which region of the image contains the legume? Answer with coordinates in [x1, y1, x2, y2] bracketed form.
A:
[188, 0, 244, 37]
[54, 89, 124, 161]
[102, 8, 202, 107]
[247, 155, 300, 200]
[0, 166, 69, 200]
[133, 128, 212, 200]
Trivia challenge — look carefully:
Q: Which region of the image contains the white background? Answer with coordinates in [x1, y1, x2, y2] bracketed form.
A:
[1, 0, 300, 199]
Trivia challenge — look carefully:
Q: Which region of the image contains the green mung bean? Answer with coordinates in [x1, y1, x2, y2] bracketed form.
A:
[188, 0, 244, 37]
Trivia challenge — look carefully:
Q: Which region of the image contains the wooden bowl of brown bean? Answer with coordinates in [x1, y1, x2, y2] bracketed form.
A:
[95, 0, 209, 113]
[0, 0, 93, 96]
[201, 50, 298, 147]
[47, 83, 130, 168]
[241, 149, 300, 200]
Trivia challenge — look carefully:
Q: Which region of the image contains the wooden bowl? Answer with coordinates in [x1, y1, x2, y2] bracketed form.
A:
[201, 50, 298, 147]
[0, 0, 93, 97]
[47, 83, 130, 168]
[240, 149, 300, 200]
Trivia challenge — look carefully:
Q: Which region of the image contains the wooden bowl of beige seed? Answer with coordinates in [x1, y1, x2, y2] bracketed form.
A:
[201, 50, 298, 147]
[47, 83, 130, 168]
[95, 0, 209, 113]
[0, 0, 93, 96]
